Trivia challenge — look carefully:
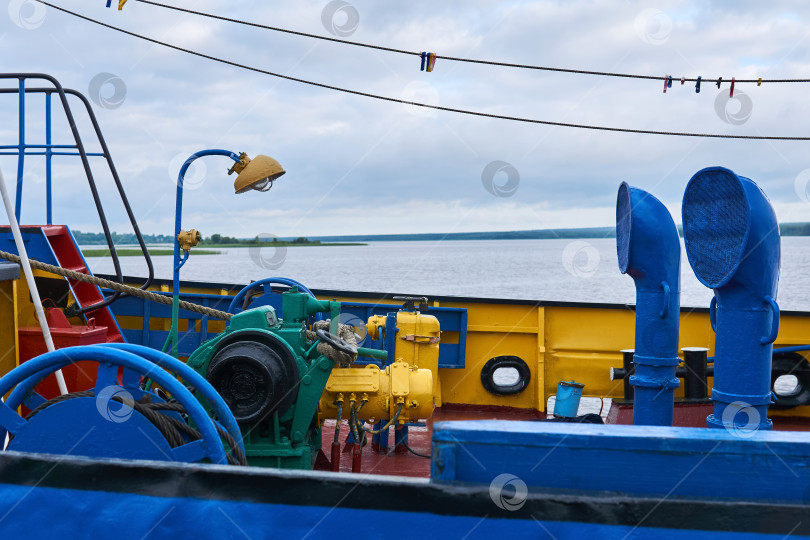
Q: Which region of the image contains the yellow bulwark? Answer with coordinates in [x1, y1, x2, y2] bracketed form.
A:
[305, 292, 810, 416]
[5, 270, 810, 418]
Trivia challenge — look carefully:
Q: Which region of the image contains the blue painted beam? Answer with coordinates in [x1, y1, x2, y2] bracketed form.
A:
[432, 420, 810, 503]
[0, 450, 807, 538]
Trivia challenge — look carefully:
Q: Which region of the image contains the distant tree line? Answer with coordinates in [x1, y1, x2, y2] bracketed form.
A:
[201, 234, 319, 245]
[73, 230, 321, 245]
[780, 223, 810, 236]
[73, 230, 174, 245]
[71, 224, 810, 246]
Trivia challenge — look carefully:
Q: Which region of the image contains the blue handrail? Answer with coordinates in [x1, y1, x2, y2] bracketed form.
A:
[227, 277, 321, 318]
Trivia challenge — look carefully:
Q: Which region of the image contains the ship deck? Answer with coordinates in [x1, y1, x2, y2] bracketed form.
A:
[323, 403, 810, 478]
[323, 405, 544, 477]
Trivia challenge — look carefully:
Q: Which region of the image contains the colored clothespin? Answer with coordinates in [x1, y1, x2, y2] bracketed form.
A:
[420, 52, 426, 71]
[663, 75, 668, 93]
[757, 78, 762, 86]
[667, 76, 673, 88]
[106, 0, 112, 6]
[695, 76, 702, 93]
[427, 53, 437, 72]
[681, 77, 685, 85]
[118, 0, 128, 9]
[716, 77, 722, 88]
[729, 77, 735, 97]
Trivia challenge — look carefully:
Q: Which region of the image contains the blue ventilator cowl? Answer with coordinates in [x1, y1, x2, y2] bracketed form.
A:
[616, 182, 681, 426]
[682, 167, 780, 432]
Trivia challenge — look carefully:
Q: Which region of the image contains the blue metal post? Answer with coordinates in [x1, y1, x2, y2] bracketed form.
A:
[45, 92, 52, 224]
[682, 167, 780, 432]
[616, 182, 681, 426]
[167, 149, 241, 357]
[384, 312, 398, 366]
[15, 79, 25, 222]
[372, 420, 389, 452]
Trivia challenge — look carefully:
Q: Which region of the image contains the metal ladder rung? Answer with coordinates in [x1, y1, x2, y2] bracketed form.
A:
[40, 226, 64, 236]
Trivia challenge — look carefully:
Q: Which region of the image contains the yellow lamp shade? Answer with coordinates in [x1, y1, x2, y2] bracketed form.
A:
[232, 154, 286, 194]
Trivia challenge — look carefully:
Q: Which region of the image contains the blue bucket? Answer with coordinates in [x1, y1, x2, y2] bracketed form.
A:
[554, 381, 585, 418]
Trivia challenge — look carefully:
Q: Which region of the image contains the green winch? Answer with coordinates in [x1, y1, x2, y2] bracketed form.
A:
[187, 287, 346, 469]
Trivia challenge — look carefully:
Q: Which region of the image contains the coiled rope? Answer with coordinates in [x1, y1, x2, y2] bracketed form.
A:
[22, 389, 247, 465]
[0, 250, 232, 321]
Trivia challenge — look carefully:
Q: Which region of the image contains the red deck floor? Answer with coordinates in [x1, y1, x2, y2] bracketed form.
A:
[320, 403, 810, 478]
[320, 405, 544, 478]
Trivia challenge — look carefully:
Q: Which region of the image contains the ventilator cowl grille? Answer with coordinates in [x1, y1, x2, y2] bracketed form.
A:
[616, 182, 632, 273]
[683, 169, 749, 288]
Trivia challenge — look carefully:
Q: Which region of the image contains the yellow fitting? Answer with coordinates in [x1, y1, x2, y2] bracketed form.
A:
[228, 152, 250, 176]
[366, 315, 387, 340]
[177, 229, 201, 251]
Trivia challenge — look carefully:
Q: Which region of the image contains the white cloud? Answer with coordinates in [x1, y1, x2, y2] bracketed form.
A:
[0, 0, 808, 238]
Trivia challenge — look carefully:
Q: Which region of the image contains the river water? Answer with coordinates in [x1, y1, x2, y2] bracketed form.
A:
[88, 237, 810, 416]
[89, 237, 810, 311]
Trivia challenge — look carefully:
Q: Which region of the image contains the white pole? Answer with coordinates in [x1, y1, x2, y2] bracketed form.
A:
[0, 167, 68, 395]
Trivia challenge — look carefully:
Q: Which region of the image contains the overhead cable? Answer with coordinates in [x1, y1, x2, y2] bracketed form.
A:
[134, 0, 810, 84]
[35, 1, 810, 140]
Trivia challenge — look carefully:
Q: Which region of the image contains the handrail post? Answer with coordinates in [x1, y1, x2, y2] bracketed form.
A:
[15, 78, 25, 222]
[45, 91, 53, 224]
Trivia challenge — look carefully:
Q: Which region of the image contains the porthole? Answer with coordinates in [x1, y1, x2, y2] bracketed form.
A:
[774, 375, 799, 397]
[481, 356, 531, 396]
[770, 353, 810, 410]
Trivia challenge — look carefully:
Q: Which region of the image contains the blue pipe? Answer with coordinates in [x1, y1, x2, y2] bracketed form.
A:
[0, 151, 105, 157]
[772, 345, 810, 355]
[0, 346, 229, 464]
[384, 312, 398, 367]
[175, 249, 190, 271]
[168, 149, 242, 357]
[616, 182, 681, 426]
[45, 92, 52, 224]
[15, 78, 24, 222]
[682, 167, 780, 432]
[708, 345, 810, 362]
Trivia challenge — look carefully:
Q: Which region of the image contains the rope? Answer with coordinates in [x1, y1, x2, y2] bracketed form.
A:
[33, 1, 810, 141]
[134, 0, 810, 84]
[0, 249, 232, 321]
[22, 389, 247, 465]
[305, 321, 358, 367]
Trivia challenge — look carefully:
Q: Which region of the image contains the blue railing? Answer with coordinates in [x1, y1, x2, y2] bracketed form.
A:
[0, 73, 154, 315]
[106, 287, 468, 368]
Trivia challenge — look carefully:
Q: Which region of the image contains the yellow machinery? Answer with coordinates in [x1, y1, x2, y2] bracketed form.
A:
[318, 297, 441, 426]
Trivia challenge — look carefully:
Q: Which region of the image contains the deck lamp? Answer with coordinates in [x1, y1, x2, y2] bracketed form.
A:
[230, 153, 286, 194]
[166, 149, 285, 358]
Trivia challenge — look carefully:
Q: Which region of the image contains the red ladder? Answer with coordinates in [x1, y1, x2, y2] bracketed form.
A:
[37, 225, 124, 343]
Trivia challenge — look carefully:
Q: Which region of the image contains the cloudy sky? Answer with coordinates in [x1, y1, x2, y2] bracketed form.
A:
[1, 0, 809, 239]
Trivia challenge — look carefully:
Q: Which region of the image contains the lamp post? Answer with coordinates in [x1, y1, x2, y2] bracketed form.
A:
[167, 149, 285, 358]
